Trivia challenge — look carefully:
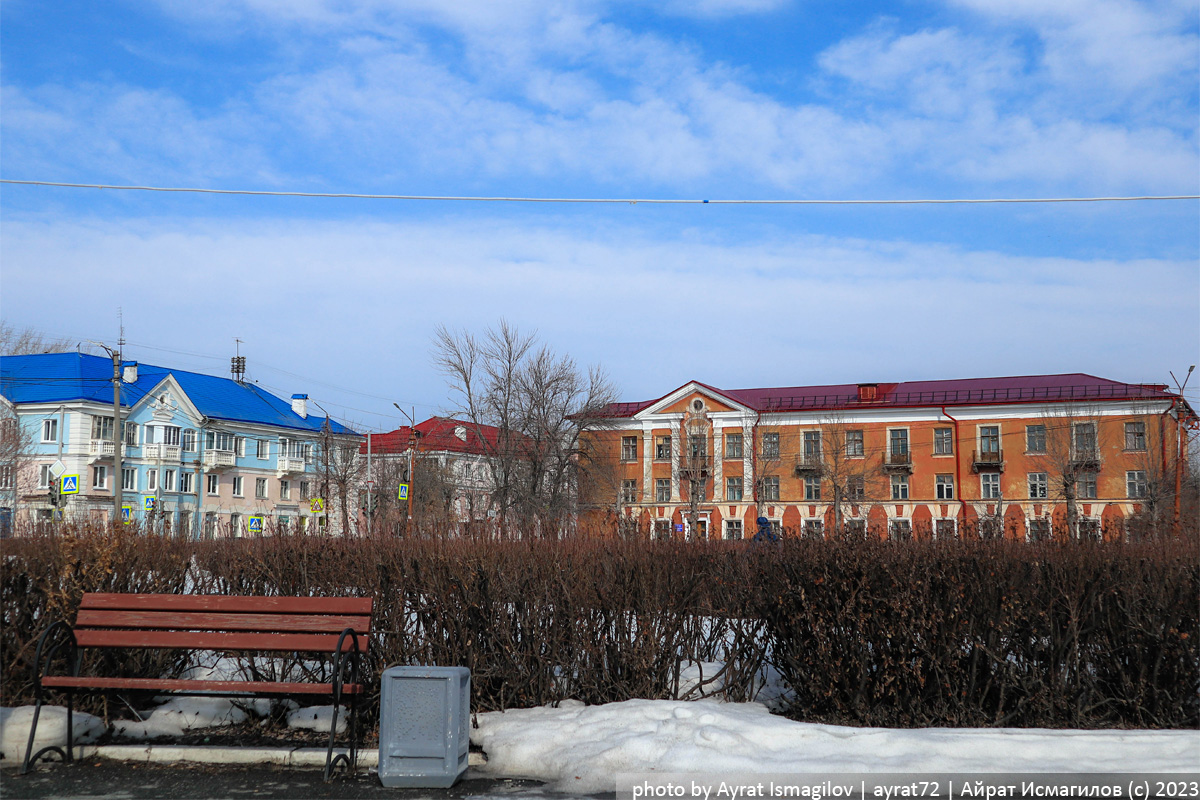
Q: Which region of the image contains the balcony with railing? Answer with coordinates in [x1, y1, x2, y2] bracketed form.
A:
[277, 456, 307, 475]
[89, 439, 115, 459]
[972, 449, 1005, 472]
[883, 450, 912, 472]
[794, 452, 823, 475]
[678, 454, 711, 478]
[1069, 447, 1101, 471]
[203, 450, 236, 470]
[143, 443, 182, 462]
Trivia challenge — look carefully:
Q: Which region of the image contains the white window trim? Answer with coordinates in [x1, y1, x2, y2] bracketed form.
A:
[122, 468, 138, 493]
[207, 474, 220, 496]
[886, 427, 910, 455]
[146, 469, 158, 492]
[935, 474, 955, 500]
[980, 472, 1002, 500]
[92, 466, 108, 489]
[41, 418, 58, 443]
[256, 439, 270, 460]
[163, 469, 177, 492]
[232, 476, 244, 498]
[934, 518, 958, 540]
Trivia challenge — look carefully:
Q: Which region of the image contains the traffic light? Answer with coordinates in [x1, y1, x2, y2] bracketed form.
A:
[48, 477, 59, 508]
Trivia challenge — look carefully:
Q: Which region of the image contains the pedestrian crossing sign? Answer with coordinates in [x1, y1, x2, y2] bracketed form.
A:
[309, 498, 325, 513]
[248, 515, 264, 534]
[121, 505, 134, 523]
[144, 496, 156, 512]
[398, 483, 408, 501]
[60, 475, 79, 495]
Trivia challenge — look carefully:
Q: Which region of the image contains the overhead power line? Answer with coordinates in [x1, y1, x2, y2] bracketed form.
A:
[2, 179, 1198, 205]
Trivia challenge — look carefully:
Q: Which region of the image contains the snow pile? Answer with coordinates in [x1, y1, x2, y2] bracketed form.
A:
[0, 706, 106, 764]
[470, 699, 1200, 794]
[676, 661, 790, 711]
[285, 705, 346, 736]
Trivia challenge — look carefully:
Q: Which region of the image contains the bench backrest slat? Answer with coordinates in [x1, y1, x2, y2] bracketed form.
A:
[74, 629, 369, 653]
[80, 594, 372, 615]
[75, 609, 371, 635]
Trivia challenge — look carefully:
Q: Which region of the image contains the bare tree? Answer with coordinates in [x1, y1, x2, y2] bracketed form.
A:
[810, 413, 886, 539]
[1039, 404, 1110, 540]
[433, 321, 616, 539]
[0, 403, 36, 525]
[314, 421, 365, 536]
[0, 323, 96, 356]
[575, 430, 640, 539]
[680, 412, 711, 540]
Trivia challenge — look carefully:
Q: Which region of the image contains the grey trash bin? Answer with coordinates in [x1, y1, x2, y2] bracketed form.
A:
[377, 666, 471, 788]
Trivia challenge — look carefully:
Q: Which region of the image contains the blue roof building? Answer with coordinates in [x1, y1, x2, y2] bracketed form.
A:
[1, 352, 360, 536]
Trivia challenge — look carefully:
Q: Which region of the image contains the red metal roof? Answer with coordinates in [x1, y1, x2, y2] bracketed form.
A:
[602, 373, 1183, 418]
[360, 417, 511, 456]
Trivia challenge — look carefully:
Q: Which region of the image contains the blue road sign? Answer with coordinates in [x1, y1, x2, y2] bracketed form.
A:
[144, 496, 156, 512]
[60, 475, 79, 495]
[248, 515, 264, 534]
[398, 483, 409, 501]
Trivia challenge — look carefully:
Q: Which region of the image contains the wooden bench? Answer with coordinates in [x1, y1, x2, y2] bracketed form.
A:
[23, 593, 372, 780]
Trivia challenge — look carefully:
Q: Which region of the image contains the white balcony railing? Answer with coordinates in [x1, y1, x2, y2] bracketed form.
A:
[277, 456, 306, 475]
[143, 443, 182, 462]
[89, 439, 115, 458]
[203, 450, 236, 469]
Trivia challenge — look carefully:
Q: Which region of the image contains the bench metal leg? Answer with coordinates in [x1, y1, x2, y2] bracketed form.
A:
[21, 693, 71, 775]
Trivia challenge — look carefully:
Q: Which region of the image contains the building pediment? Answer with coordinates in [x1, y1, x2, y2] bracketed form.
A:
[634, 382, 753, 419]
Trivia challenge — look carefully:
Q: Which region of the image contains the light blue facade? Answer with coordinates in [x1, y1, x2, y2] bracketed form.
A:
[1, 353, 360, 536]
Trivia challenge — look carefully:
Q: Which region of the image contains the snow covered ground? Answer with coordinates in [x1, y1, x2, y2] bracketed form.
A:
[4, 696, 1197, 793]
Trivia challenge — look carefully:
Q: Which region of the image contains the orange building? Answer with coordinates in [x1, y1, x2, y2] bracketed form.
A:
[580, 374, 1195, 541]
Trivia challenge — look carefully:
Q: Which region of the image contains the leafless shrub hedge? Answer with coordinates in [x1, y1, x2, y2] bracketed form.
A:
[2, 522, 1195, 731]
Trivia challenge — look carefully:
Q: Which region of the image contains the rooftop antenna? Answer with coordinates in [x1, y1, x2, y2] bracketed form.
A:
[231, 338, 246, 383]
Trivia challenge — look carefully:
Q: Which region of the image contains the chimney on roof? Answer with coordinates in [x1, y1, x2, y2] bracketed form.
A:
[291, 394, 308, 418]
[857, 383, 878, 402]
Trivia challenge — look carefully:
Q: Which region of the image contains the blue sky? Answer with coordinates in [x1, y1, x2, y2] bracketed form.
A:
[2, 0, 1198, 431]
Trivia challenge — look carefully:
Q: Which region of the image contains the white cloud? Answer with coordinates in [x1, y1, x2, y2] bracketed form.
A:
[3, 215, 1195, 414]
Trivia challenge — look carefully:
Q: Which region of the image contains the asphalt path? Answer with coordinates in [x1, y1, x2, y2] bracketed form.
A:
[1, 758, 605, 800]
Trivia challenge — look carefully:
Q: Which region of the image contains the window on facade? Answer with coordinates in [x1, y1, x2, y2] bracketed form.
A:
[803, 431, 822, 459]
[803, 519, 824, 540]
[655, 478, 671, 503]
[620, 479, 638, 504]
[146, 469, 158, 492]
[92, 466, 108, 489]
[889, 429, 908, 456]
[0, 465, 13, 490]
[1026, 424, 1047, 453]
[257, 439, 270, 459]
[300, 481, 310, 500]
[123, 422, 138, 447]
[933, 427, 953, 455]
[230, 513, 242, 537]
[1028, 518, 1051, 542]
[207, 474, 220, 495]
[181, 429, 196, 452]
[206, 431, 236, 451]
[889, 519, 912, 541]
[979, 426, 1000, 454]
[847, 476, 865, 501]
[621, 436, 637, 461]
[163, 426, 181, 447]
[1077, 472, 1097, 499]
[653, 520, 672, 540]
[936, 474, 955, 500]
[689, 434, 706, 459]
[1126, 470, 1148, 498]
[725, 520, 743, 540]
[255, 477, 268, 499]
[92, 416, 114, 441]
[232, 476, 244, 497]
[844, 519, 866, 538]
[1124, 421, 1146, 451]
[1073, 423, 1097, 457]
[804, 476, 821, 501]
[760, 476, 780, 502]
[277, 516, 290, 533]
[1028, 472, 1048, 499]
[761, 432, 780, 459]
[725, 433, 743, 459]
[122, 468, 137, 492]
[981, 472, 1001, 500]
[280, 479, 290, 500]
[42, 418, 58, 442]
[934, 519, 957, 540]
[891, 473, 909, 500]
[180, 471, 194, 494]
[163, 469, 176, 492]
[1078, 517, 1100, 541]
[726, 476, 744, 501]
[38, 464, 52, 488]
[846, 430, 864, 458]
[236, 437, 247, 458]
[655, 436, 672, 461]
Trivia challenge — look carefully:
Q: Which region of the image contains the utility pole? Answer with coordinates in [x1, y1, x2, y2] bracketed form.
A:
[1170, 365, 1195, 535]
[393, 404, 416, 529]
[91, 337, 131, 524]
